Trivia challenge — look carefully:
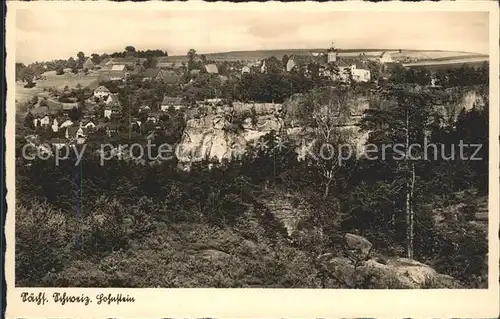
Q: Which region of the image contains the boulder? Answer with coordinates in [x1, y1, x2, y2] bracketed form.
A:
[317, 253, 462, 289]
[344, 233, 373, 261]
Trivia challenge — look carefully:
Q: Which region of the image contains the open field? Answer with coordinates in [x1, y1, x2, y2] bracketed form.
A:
[403, 56, 489, 69]
[36, 73, 99, 91]
[15, 84, 44, 103]
[168, 49, 486, 62]
[392, 50, 487, 60]
[15, 73, 100, 103]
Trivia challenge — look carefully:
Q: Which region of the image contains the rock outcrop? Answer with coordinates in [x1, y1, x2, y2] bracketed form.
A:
[317, 233, 462, 289]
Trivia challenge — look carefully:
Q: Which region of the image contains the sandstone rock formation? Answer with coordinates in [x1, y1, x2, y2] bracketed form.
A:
[317, 233, 462, 289]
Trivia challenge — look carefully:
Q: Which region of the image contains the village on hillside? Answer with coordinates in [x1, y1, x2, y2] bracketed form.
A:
[16, 43, 486, 159]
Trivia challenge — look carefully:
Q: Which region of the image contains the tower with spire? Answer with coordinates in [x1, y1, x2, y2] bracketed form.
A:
[327, 41, 338, 63]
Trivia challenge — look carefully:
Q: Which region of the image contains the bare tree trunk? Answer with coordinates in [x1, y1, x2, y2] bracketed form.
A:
[405, 109, 412, 259]
[324, 177, 333, 199]
[409, 162, 415, 260]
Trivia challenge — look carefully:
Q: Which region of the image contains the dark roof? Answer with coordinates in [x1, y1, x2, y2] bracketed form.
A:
[142, 68, 161, 78]
[289, 54, 328, 67]
[160, 71, 181, 84]
[336, 60, 352, 67]
[156, 57, 184, 69]
[112, 57, 139, 64]
[30, 106, 49, 115]
[62, 103, 78, 110]
[82, 119, 96, 125]
[161, 96, 183, 105]
[94, 85, 110, 93]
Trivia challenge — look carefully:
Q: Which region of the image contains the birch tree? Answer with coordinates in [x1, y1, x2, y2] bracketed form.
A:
[359, 85, 436, 259]
[298, 87, 356, 199]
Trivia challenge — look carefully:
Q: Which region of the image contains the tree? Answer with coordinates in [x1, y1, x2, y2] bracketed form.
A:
[298, 87, 356, 199]
[282, 54, 290, 67]
[359, 85, 437, 259]
[187, 49, 198, 70]
[125, 46, 136, 57]
[24, 112, 35, 129]
[326, 62, 340, 81]
[91, 53, 101, 65]
[77, 51, 85, 69]
[67, 57, 77, 70]
[68, 107, 82, 122]
[18, 67, 35, 84]
[142, 56, 153, 69]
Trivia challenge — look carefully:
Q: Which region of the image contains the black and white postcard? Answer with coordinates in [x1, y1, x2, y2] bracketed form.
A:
[4, 1, 499, 318]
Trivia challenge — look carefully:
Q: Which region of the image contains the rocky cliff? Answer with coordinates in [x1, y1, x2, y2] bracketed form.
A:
[175, 88, 485, 168]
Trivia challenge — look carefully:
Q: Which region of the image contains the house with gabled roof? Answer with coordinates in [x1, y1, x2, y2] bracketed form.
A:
[160, 96, 184, 111]
[104, 105, 121, 119]
[39, 115, 51, 127]
[30, 106, 49, 117]
[82, 119, 96, 130]
[111, 57, 139, 67]
[94, 85, 111, 98]
[205, 64, 219, 74]
[61, 103, 78, 113]
[286, 54, 327, 72]
[83, 58, 95, 70]
[335, 60, 371, 83]
[156, 56, 184, 69]
[65, 125, 85, 140]
[142, 68, 165, 81]
[104, 93, 121, 107]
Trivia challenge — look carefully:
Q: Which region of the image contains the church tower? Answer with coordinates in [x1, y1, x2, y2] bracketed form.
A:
[327, 42, 338, 63]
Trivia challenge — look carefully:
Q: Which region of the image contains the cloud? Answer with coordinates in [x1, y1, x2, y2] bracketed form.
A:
[15, 9, 489, 63]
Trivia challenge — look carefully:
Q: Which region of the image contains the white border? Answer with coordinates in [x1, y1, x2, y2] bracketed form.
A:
[5, 1, 500, 318]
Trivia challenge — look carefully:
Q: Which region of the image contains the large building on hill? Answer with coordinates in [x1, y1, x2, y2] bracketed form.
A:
[327, 42, 338, 63]
[284, 43, 370, 82]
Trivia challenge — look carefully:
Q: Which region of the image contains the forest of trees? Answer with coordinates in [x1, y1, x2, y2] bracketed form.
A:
[16, 77, 488, 288]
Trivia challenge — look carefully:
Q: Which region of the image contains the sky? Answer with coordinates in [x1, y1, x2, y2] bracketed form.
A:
[15, 8, 489, 64]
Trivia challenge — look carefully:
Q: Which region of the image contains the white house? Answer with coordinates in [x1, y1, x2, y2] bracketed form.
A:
[336, 62, 371, 83]
[83, 120, 96, 129]
[379, 51, 393, 64]
[104, 108, 112, 119]
[352, 67, 371, 82]
[59, 119, 73, 129]
[40, 115, 51, 127]
[94, 86, 111, 98]
[104, 93, 120, 106]
[51, 118, 59, 132]
[242, 66, 251, 74]
[260, 60, 267, 73]
[65, 126, 85, 140]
